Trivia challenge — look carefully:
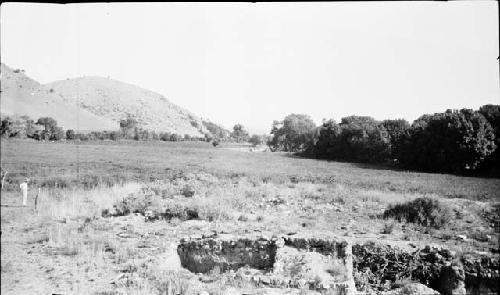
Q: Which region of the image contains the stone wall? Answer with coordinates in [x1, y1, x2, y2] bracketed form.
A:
[352, 241, 499, 295]
[177, 235, 498, 295]
[177, 235, 278, 274]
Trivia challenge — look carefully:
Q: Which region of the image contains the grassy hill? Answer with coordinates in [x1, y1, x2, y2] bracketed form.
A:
[0, 64, 118, 131]
[47, 76, 212, 137]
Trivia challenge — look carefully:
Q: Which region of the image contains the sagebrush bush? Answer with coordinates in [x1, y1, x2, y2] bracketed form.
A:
[383, 197, 453, 229]
[382, 221, 396, 234]
[41, 177, 69, 189]
[180, 183, 196, 198]
[111, 193, 162, 216]
[164, 203, 199, 221]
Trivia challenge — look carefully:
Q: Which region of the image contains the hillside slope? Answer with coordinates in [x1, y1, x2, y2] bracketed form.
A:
[47, 77, 210, 137]
[0, 64, 118, 131]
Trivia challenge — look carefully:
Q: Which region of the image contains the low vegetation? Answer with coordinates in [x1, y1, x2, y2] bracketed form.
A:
[1, 139, 499, 294]
[3, 104, 499, 176]
[383, 197, 453, 229]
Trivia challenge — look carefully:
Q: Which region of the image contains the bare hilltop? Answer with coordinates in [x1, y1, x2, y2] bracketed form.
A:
[1, 63, 224, 137]
[0, 64, 118, 131]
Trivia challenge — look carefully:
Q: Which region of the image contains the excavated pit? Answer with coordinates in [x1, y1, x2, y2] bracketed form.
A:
[177, 235, 499, 294]
[177, 235, 278, 274]
[177, 234, 356, 293]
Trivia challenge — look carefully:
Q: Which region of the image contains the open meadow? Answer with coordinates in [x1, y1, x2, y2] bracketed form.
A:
[1, 140, 499, 295]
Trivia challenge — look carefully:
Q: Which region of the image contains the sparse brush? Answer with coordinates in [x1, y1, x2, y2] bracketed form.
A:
[382, 221, 396, 234]
[164, 203, 199, 221]
[383, 197, 453, 229]
[40, 177, 69, 189]
[112, 192, 162, 216]
[180, 183, 196, 198]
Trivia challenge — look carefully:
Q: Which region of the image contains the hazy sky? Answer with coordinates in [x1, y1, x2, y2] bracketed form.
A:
[1, 2, 499, 134]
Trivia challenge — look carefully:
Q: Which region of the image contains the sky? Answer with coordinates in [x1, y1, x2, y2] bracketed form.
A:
[1, 2, 499, 134]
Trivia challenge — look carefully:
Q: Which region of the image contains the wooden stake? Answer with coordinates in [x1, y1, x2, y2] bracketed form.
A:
[1, 170, 8, 190]
[34, 188, 40, 211]
[167, 280, 172, 295]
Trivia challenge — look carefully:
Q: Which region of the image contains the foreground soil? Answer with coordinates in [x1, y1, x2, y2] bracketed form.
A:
[1, 173, 498, 294]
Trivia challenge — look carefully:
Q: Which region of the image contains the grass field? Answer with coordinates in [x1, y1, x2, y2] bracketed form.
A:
[2, 139, 499, 201]
[1, 139, 499, 295]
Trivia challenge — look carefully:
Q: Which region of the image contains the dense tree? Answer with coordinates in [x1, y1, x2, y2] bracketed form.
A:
[398, 109, 496, 173]
[50, 127, 65, 141]
[249, 134, 264, 146]
[268, 114, 317, 152]
[337, 116, 390, 163]
[314, 119, 342, 158]
[36, 117, 58, 133]
[25, 119, 37, 138]
[160, 132, 172, 141]
[204, 132, 214, 142]
[109, 131, 120, 141]
[231, 124, 249, 143]
[119, 115, 139, 139]
[202, 121, 229, 141]
[170, 133, 181, 142]
[34, 117, 65, 140]
[1, 117, 13, 137]
[381, 119, 411, 160]
[150, 131, 159, 141]
[478, 104, 500, 170]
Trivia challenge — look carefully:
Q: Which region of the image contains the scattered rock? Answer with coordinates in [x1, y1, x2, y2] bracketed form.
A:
[222, 287, 240, 295]
[385, 283, 440, 295]
[456, 234, 468, 241]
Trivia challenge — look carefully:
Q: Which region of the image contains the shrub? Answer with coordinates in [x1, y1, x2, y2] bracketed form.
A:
[383, 197, 453, 229]
[112, 193, 162, 216]
[180, 184, 196, 198]
[164, 203, 199, 221]
[249, 134, 264, 147]
[66, 129, 76, 140]
[382, 221, 396, 234]
[41, 177, 69, 189]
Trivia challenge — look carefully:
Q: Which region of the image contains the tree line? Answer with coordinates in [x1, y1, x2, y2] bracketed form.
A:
[267, 105, 500, 174]
[0, 115, 213, 142]
[0, 114, 268, 145]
